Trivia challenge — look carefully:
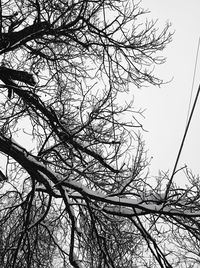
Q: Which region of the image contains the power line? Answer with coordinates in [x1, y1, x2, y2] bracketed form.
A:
[186, 37, 200, 124]
[165, 83, 200, 199]
[165, 38, 200, 199]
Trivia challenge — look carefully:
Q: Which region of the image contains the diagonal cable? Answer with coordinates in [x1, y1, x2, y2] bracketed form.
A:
[165, 83, 200, 199]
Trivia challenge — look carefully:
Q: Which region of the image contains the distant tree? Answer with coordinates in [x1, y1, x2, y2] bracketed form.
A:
[2, 1, 199, 268]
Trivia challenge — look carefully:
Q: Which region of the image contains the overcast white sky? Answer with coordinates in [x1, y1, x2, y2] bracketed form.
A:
[133, 0, 200, 178]
[1, 1, 200, 183]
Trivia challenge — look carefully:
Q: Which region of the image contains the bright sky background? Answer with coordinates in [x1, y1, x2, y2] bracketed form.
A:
[1, 1, 200, 184]
[133, 0, 200, 179]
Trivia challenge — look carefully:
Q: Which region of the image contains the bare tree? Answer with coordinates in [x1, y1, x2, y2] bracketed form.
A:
[2, 1, 199, 268]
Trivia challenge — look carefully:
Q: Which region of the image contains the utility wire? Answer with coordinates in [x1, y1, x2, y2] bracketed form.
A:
[165, 84, 200, 199]
[165, 38, 200, 200]
[186, 37, 200, 124]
